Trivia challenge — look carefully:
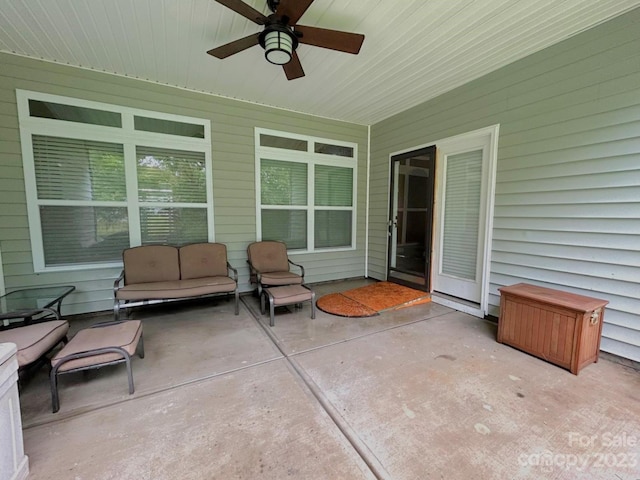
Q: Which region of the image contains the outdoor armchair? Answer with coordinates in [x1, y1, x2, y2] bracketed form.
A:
[246, 241, 305, 296]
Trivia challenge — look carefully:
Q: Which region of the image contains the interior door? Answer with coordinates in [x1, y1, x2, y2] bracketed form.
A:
[387, 146, 435, 291]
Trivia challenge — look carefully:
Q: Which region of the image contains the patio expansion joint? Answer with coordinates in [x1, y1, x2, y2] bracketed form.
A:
[241, 295, 456, 480]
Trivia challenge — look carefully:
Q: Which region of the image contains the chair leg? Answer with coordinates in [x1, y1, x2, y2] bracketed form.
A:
[124, 354, 134, 394]
[234, 290, 239, 315]
[50, 366, 60, 413]
[260, 291, 266, 315]
[269, 296, 276, 327]
[310, 291, 316, 319]
[137, 334, 145, 359]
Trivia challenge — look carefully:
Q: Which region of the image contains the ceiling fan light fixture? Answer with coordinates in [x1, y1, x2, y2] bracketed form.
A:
[263, 29, 294, 65]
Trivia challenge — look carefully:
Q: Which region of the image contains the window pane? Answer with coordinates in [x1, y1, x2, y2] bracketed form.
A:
[315, 165, 353, 206]
[260, 134, 307, 151]
[261, 209, 307, 250]
[314, 142, 354, 157]
[33, 135, 126, 201]
[134, 116, 204, 138]
[137, 147, 206, 203]
[29, 100, 121, 127]
[315, 210, 352, 248]
[40, 206, 129, 266]
[140, 207, 208, 245]
[261, 159, 307, 206]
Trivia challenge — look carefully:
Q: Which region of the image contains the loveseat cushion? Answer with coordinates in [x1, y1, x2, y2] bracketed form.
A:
[179, 243, 228, 279]
[123, 245, 180, 285]
[115, 276, 237, 301]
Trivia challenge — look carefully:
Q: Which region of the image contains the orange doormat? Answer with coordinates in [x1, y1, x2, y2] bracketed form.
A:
[316, 281, 431, 318]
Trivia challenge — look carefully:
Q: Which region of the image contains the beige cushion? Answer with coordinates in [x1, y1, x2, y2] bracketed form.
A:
[116, 276, 237, 301]
[123, 245, 180, 285]
[247, 241, 290, 273]
[260, 271, 303, 286]
[266, 285, 313, 306]
[179, 243, 228, 279]
[51, 320, 142, 372]
[0, 320, 69, 367]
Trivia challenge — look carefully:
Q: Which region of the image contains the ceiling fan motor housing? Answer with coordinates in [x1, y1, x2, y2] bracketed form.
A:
[266, 0, 280, 13]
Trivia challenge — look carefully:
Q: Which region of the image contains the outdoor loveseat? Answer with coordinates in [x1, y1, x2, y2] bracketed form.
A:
[113, 243, 239, 319]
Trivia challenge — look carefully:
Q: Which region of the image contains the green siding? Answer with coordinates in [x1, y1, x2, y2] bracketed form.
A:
[370, 9, 640, 362]
[0, 53, 368, 314]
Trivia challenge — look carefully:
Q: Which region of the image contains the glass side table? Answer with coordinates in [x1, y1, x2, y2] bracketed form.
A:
[0, 285, 75, 326]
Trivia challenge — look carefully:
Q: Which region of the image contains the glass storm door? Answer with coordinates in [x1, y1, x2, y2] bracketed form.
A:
[387, 146, 436, 290]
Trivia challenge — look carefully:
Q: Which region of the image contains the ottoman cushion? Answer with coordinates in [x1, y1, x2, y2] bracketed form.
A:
[51, 320, 142, 372]
[268, 285, 313, 305]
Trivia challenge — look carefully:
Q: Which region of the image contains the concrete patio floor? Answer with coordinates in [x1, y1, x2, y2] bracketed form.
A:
[17, 280, 640, 479]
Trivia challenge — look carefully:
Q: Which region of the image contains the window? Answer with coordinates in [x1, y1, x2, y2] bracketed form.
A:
[17, 90, 212, 272]
[255, 128, 357, 252]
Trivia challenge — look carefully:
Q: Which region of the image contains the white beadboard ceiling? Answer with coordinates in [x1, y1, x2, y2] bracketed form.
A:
[1, 0, 639, 125]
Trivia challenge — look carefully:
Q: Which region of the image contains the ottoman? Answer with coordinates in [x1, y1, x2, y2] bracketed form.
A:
[0, 320, 69, 369]
[50, 320, 144, 413]
[261, 284, 316, 327]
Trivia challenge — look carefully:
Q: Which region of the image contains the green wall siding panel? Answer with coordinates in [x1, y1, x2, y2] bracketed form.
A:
[370, 8, 640, 362]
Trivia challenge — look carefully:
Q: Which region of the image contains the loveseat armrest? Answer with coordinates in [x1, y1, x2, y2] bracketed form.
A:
[288, 259, 305, 279]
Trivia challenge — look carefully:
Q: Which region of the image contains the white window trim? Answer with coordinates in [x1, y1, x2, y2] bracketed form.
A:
[17, 89, 214, 272]
[254, 128, 358, 254]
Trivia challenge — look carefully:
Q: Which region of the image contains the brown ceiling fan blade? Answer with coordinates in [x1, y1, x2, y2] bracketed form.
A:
[295, 25, 364, 54]
[277, 0, 315, 25]
[207, 33, 260, 59]
[214, 0, 267, 24]
[283, 51, 305, 80]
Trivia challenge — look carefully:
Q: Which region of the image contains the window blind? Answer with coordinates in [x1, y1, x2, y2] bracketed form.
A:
[442, 149, 482, 280]
[33, 135, 126, 201]
[137, 146, 206, 203]
[33, 135, 128, 266]
[261, 210, 307, 250]
[261, 159, 307, 205]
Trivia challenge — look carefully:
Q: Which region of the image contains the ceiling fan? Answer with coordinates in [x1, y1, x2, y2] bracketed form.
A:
[207, 0, 365, 80]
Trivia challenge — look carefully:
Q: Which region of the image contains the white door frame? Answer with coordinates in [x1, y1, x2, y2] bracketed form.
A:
[387, 125, 499, 317]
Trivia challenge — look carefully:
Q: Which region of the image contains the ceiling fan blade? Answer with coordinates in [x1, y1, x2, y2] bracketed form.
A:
[207, 33, 260, 59]
[277, 0, 315, 25]
[295, 25, 364, 54]
[214, 0, 268, 25]
[283, 51, 305, 80]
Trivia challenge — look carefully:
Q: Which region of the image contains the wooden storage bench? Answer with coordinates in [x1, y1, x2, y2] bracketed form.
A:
[497, 283, 608, 375]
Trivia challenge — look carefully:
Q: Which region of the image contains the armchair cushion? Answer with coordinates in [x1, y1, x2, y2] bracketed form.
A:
[247, 241, 290, 273]
[260, 271, 303, 286]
